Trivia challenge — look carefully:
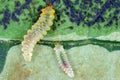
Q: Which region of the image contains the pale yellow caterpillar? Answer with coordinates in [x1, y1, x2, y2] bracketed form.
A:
[54, 43, 74, 78]
[21, 4, 55, 62]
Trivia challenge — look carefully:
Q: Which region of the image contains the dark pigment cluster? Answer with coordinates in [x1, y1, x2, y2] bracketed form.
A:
[0, 0, 120, 29]
[63, 0, 120, 26]
[0, 0, 32, 29]
[45, 0, 120, 27]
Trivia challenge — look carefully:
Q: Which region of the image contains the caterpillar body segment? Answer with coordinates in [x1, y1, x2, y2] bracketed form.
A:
[54, 43, 74, 78]
[21, 5, 55, 62]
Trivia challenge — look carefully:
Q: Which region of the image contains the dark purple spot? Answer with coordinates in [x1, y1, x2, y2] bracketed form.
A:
[73, 15, 83, 25]
[0, 8, 11, 29]
[70, 18, 75, 22]
[25, 0, 32, 4]
[87, 13, 92, 17]
[11, 13, 19, 22]
[94, 0, 101, 3]
[95, 16, 105, 22]
[114, 10, 120, 15]
[63, 0, 72, 8]
[15, 1, 21, 7]
[93, 7, 101, 13]
[79, 3, 86, 9]
[49, 0, 60, 4]
[75, 18, 81, 25]
[74, 0, 79, 5]
[14, 9, 22, 15]
[55, 0, 60, 4]
[70, 7, 77, 18]
[98, 1, 112, 15]
[2, 9, 11, 25]
[96, 8, 105, 16]
[85, 21, 95, 26]
[70, 6, 75, 13]
[112, 2, 120, 8]
[20, 3, 28, 9]
[3, 23, 7, 29]
[103, 1, 111, 9]
[83, 0, 92, 4]
[3, 9, 11, 18]
[2, 18, 10, 24]
[78, 11, 83, 20]
[47, 0, 55, 4]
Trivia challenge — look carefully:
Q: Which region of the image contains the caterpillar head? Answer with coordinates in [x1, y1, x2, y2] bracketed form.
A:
[41, 3, 55, 17]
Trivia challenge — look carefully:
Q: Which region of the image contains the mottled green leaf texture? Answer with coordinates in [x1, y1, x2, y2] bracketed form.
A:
[0, 0, 120, 80]
[0, 0, 120, 40]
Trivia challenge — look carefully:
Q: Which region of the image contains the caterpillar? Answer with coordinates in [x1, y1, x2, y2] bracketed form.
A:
[21, 3, 55, 62]
[54, 43, 74, 78]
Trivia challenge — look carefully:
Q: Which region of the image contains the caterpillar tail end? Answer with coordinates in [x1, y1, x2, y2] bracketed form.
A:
[64, 66, 74, 78]
[22, 52, 32, 62]
[54, 43, 74, 78]
[60, 58, 74, 78]
[68, 71, 74, 78]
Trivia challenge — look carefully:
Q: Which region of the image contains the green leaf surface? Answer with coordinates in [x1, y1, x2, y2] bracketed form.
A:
[0, 0, 120, 79]
[0, 0, 120, 41]
[0, 44, 120, 80]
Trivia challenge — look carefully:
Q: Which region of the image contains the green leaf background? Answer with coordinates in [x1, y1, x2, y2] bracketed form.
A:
[0, 0, 120, 80]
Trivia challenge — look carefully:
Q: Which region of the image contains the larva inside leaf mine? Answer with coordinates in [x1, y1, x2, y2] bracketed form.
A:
[21, 4, 55, 62]
[54, 43, 74, 78]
